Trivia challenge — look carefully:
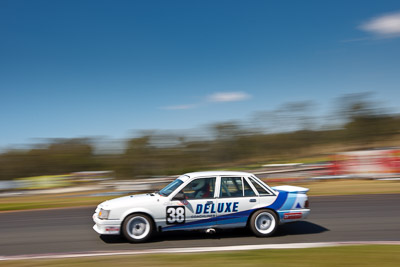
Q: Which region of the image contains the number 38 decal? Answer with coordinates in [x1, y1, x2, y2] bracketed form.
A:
[166, 206, 185, 224]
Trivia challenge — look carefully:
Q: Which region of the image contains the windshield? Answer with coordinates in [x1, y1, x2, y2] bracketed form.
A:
[158, 179, 184, 196]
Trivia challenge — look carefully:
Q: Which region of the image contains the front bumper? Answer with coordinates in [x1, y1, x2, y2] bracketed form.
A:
[92, 213, 122, 235]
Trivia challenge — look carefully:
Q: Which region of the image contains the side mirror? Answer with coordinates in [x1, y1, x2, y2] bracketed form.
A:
[173, 192, 186, 201]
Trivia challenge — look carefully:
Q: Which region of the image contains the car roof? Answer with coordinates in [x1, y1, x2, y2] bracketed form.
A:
[184, 171, 253, 178]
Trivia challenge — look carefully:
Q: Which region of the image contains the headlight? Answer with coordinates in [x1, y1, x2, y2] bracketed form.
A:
[98, 208, 110, 219]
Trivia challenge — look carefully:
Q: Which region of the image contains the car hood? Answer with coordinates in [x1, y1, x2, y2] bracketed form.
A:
[98, 193, 159, 209]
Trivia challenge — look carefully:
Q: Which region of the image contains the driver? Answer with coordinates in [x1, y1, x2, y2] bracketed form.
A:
[191, 179, 211, 199]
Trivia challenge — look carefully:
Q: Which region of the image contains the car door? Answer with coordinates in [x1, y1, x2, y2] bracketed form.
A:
[166, 177, 218, 230]
[216, 176, 259, 228]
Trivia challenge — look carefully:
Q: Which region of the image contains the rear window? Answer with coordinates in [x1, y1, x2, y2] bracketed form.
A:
[248, 177, 272, 195]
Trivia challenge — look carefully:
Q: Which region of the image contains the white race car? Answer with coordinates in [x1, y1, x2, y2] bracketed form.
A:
[93, 171, 310, 242]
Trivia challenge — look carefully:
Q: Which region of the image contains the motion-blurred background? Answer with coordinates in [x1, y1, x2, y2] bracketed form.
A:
[1, 0, 400, 205]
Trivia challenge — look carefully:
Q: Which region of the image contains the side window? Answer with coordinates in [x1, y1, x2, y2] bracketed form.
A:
[220, 177, 243, 198]
[243, 177, 256, 196]
[249, 177, 271, 195]
[180, 177, 216, 199]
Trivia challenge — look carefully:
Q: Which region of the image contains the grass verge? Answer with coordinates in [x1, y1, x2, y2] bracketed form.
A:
[0, 194, 110, 211]
[273, 179, 400, 196]
[0, 179, 399, 211]
[0, 245, 399, 266]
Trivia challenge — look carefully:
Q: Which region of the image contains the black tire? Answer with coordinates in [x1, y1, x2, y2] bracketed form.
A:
[122, 214, 154, 243]
[249, 209, 278, 237]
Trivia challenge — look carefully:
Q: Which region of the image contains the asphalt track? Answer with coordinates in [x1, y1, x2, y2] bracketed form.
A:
[0, 194, 399, 256]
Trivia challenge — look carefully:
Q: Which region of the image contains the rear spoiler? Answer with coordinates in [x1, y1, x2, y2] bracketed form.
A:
[271, 185, 309, 194]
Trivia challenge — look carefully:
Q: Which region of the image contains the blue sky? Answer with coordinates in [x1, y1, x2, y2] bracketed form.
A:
[1, 0, 400, 148]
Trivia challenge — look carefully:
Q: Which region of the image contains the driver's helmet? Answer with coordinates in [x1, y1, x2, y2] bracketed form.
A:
[191, 179, 205, 190]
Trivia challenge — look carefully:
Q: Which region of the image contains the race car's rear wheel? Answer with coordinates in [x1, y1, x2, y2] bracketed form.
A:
[122, 214, 154, 243]
[249, 209, 277, 237]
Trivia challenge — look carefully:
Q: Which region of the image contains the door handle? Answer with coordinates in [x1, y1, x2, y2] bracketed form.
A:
[249, 199, 256, 202]
[206, 201, 213, 204]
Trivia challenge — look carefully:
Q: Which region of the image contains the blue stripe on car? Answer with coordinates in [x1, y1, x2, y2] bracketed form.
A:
[163, 191, 289, 231]
[279, 192, 297, 210]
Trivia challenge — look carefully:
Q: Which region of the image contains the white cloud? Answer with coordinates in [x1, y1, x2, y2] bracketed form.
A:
[160, 104, 196, 110]
[208, 92, 251, 102]
[360, 11, 400, 37]
[161, 91, 252, 111]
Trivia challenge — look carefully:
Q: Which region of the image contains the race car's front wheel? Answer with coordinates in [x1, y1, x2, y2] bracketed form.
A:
[122, 214, 154, 243]
[249, 209, 277, 237]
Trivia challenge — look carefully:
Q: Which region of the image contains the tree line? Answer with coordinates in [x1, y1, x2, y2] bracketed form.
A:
[1, 93, 399, 180]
